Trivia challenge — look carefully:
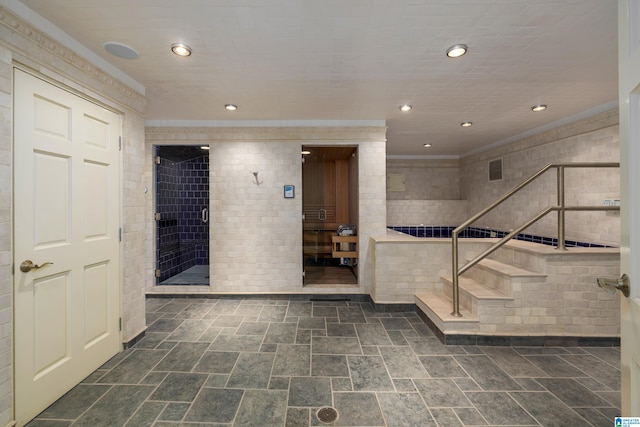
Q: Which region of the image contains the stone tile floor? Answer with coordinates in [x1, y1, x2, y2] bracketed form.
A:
[27, 297, 621, 426]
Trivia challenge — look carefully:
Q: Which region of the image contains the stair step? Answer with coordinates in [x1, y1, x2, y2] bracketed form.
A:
[441, 275, 512, 300]
[475, 258, 545, 278]
[414, 292, 478, 322]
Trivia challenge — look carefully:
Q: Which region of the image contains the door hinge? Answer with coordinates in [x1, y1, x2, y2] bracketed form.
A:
[119, 317, 122, 331]
[119, 136, 122, 151]
[119, 227, 122, 242]
[155, 155, 161, 165]
[301, 156, 305, 164]
[155, 269, 161, 278]
[302, 213, 305, 221]
[154, 212, 162, 221]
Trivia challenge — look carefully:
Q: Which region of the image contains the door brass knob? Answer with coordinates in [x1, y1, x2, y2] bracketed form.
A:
[19, 260, 53, 273]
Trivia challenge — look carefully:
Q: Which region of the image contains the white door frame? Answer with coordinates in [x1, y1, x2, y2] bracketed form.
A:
[618, 0, 640, 416]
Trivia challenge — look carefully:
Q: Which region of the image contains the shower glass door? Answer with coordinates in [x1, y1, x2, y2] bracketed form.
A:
[155, 145, 210, 286]
[302, 147, 332, 285]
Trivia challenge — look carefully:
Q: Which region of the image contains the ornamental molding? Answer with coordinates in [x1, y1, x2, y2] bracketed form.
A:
[145, 126, 388, 143]
[0, 6, 146, 114]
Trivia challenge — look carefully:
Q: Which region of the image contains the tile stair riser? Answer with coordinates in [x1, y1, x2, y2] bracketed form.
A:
[464, 266, 512, 296]
[414, 298, 447, 332]
[512, 251, 547, 273]
[442, 276, 513, 316]
[486, 245, 548, 273]
[465, 261, 545, 296]
[441, 278, 477, 315]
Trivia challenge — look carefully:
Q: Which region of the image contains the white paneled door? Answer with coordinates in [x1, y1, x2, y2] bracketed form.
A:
[618, 0, 640, 416]
[13, 69, 121, 426]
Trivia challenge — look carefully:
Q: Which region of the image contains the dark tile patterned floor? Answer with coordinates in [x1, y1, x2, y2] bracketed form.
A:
[27, 297, 621, 426]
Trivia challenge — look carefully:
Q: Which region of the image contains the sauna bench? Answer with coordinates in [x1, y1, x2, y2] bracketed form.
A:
[331, 234, 358, 258]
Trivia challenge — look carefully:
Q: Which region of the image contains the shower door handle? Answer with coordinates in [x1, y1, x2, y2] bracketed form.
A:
[201, 208, 209, 224]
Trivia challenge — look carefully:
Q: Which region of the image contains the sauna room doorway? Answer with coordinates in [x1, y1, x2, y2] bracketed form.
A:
[302, 146, 358, 286]
[154, 145, 210, 286]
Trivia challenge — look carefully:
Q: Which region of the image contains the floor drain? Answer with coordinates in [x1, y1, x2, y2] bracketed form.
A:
[316, 407, 338, 424]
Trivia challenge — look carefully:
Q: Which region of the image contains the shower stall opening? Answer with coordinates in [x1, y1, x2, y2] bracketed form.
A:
[155, 145, 210, 286]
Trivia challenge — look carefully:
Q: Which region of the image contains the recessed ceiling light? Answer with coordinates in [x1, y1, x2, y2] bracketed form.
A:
[225, 104, 238, 111]
[399, 104, 412, 112]
[423, 143, 432, 148]
[461, 121, 473, 127]
[531, 104, 547, 112]
[171, 43, 192, 57]
[103, 42, 139, 59]
[446, 44, 468, 58]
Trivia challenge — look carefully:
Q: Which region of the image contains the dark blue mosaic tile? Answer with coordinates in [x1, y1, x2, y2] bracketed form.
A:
[386, 225, 614, 249]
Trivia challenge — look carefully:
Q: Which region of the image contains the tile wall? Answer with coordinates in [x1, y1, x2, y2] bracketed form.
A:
[387, 111, 620, 247]
[386, 159, 460, 200]
[0, 44, 12, 427]
[460, 110, 620, 247]
[145, 128, 388, 296]
[371, 238, 491, 303]
[386, 200, 468, 225]
[385, 159, 466, 226]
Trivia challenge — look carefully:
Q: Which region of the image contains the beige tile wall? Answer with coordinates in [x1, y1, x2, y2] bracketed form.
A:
[386, 111, 620, 247]
[371, 236, 490, 303]
[385, 159, 467, 226]
[145, 128, 388, 296]
[386, 159, 460, 200]
[0, 44, 12, 425]
[460, 110, 620, 246]
[387, 200, 469, 226]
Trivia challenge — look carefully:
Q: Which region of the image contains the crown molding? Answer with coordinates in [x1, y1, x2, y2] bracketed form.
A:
[0, 4, 146, 114]
[145, 126, 388, 143]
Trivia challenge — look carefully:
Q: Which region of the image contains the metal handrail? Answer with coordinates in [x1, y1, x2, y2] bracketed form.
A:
[450, 162, 620, 317]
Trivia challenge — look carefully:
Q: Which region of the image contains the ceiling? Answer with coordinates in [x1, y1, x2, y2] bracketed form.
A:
[16, 0, 618, 157]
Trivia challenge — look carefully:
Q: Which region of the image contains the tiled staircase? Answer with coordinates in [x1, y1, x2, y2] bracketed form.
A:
[414, 240, 618, 340]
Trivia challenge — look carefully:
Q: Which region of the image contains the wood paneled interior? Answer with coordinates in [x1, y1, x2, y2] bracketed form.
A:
[303, 147, 357, 259]
[335, 160, 349, 223]
[302, 266, 357, 285]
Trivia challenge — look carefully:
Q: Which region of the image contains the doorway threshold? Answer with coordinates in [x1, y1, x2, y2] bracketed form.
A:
[303, 283, 359, 289]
